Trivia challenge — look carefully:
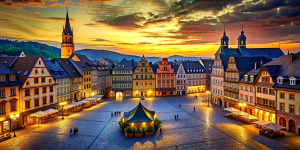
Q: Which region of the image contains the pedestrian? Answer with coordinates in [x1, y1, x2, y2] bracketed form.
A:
[179, 104, 181, 107]
[174, 115, 176, 120]
[70, 128, 72, 136]
[194, 107, 195, 112]
[177, 114, 178, 120]
[73, 128, 76, 135]
[75, 127, 78, 134]
[114, 112, 116, 115]
[160, 128, 162, 134]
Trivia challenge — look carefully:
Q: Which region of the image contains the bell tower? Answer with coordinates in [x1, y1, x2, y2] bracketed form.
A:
[238, 25, 246, 48]
[221, 24, 229, 49]
[61, 7, 74, 58]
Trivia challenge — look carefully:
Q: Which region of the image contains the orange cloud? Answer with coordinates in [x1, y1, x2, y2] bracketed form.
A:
[0, 19, 12, 22]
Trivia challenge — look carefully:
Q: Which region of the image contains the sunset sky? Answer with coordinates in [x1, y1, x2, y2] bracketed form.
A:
[0, 0, 300, 57]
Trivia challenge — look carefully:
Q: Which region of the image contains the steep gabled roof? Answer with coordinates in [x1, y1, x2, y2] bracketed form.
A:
[55, 58, 82, 78]
[124, 102, 155, 122]
[113, 58, 133, 70]
[234, 57, 272, 72]
[10, 56, 39, 85]
[44, 59, 70, 79]
[240, 48, 284, 59]
[264, 55, 300, 90]
[0, 56, 18, 67]
[182, 61, 207, 74]
[199, 59, 214, 74]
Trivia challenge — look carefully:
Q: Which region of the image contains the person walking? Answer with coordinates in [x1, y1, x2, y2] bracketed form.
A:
[174, 115, 176, 120]
[73, 128, 76, 135]
[111, 112, 113, 116]
[177, 114, 179, 120]
[160, 128, 162, 135]
[70, 128, 72, 136]
[75, 127, 78, 134]
[194, 107, 195, 112]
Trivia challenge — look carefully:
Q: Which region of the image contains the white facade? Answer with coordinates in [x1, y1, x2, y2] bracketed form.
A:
[56, 78, 71, 103]
[176, 63, 187, 95]
[211, 53, 224, 107]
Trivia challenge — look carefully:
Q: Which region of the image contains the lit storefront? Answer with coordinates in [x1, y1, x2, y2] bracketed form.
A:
[187, 85, 205, 94]
[254, 108, 276, 123]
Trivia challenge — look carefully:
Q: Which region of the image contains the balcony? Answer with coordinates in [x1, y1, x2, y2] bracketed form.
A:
[112, 80, 132, 83]
[112, 88, 132, 90]
[256, 103, 276, 110]
[224, 87, 239, 93]
[224, 78, 239, 82]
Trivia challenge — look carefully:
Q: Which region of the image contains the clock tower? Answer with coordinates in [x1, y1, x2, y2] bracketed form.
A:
[61, 8, 74, 58]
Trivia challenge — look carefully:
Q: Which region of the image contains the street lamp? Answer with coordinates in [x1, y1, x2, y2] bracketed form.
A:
[59, 102, 67, 119]
[10, 114, 19, 137]
[206, 91, 210, 107]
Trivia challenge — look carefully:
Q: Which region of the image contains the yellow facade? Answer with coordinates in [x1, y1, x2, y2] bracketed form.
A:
[82, 71, 92, 99]
[132, 56, 155, 97]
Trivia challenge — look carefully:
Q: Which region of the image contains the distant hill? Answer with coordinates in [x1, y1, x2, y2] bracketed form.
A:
[75, 49, 206, 62]
[0, 39, 60, 59]
[0, 39, 210, 62]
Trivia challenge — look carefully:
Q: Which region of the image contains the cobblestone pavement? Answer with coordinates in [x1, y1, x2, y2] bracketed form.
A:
[1, 94, 300, 150]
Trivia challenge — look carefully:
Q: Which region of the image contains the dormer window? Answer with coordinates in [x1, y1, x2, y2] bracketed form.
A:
[244, 75, 248, 81]
[290, 77, 296, 85]
[10, 75, 15, 81]
[122, 65, 124, 67]
[250, 75, 254, 82]
[277, 76, 283, 84]
[0, 75, 5, 82]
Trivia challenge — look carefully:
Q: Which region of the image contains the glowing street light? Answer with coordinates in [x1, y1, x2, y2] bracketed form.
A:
[59, 102, 67, 119]
[206, 90, 210, 107]
[10, 114, 19, 137]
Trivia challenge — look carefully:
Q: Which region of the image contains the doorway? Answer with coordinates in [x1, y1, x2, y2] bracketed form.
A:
[116, 92, 123, 98]
[289, 119, 296, 133]
[219, 99, 222, 107]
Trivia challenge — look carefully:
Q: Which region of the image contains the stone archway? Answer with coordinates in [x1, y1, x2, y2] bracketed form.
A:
[289, 119, 296, 133]
[279, 117, 286, 129]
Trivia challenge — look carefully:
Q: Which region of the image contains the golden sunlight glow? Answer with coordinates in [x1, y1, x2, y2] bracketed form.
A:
[131, 123, 134, 126]
[154, 114, 156, 119]
[122, 118, 125, 122]
[238, 103, 242, 106]
[143, 122, 145, 126]
[243, 103, 246, 106]
[59, 102, 67, 105]
[206, 91, 209, 94]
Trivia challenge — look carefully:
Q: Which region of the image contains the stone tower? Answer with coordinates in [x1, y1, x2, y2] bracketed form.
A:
[61, 8, 74, 58]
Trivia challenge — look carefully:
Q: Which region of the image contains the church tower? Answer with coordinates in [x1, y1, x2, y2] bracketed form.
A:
[237, 25, 246, 48]
[220, 26, 229, 49]
[61, 8, 74, 58]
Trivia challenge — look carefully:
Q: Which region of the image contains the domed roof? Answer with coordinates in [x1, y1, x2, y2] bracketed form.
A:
[221, 31, 229, 40]
[238, 34, 246, 39]
[238, 30, 246, 40]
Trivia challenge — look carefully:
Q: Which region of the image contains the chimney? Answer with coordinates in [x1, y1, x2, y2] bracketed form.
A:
[254, 62, 257, 70]
[149, 62, 152, 65]
[132, 59, 134, 67]
[290, 53, 295, 63]
[260, 60, 263, 65]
